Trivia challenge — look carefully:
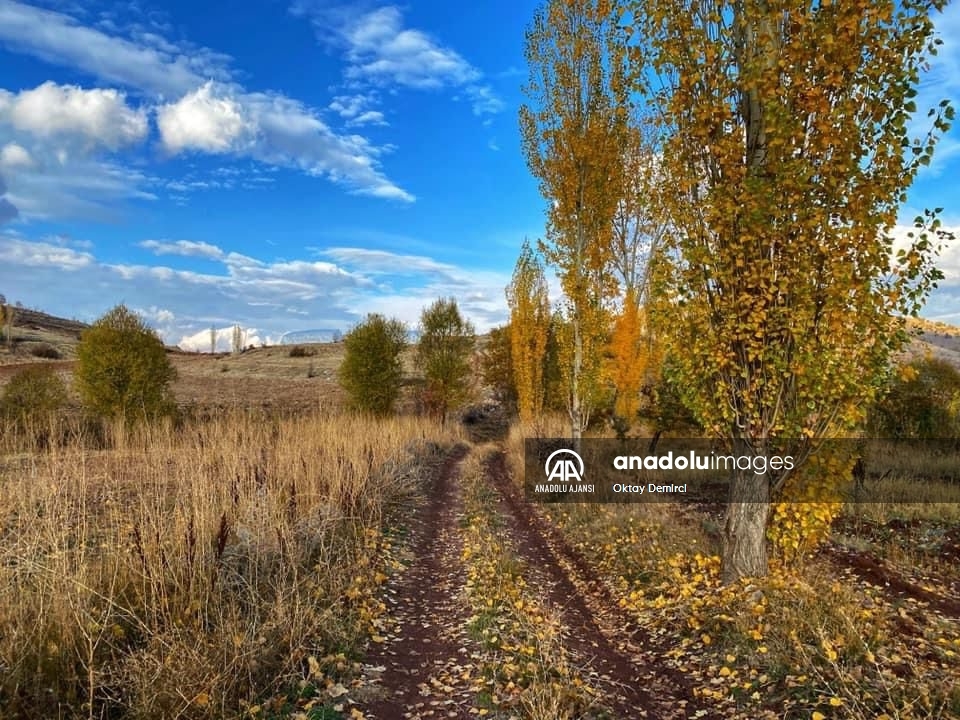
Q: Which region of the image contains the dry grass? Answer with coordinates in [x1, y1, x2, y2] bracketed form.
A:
[0, 410, 449, 719]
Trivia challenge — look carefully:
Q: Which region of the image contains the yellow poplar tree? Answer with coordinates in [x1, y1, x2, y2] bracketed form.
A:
[520, 0, 631, 446]
[606, 287, 646, 421]
[633, 0, 953, 581]
[606, 122, 668, 426]
[507, 240, 551, 423]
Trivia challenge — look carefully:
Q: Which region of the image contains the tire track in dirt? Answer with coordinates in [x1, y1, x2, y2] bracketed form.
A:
[821, 543, 960, 618]
[484, 449, 720, 720]
[360, 444, 477, 720]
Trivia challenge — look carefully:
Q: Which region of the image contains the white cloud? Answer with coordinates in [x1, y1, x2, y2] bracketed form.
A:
[0, 235, 513, 341]
[0, 1, 412, 203]
[0, 142, 34, 169]
[157, 81, 251, 153]
[140, 239, 227, 260]
[176, 325, 275, 352]
[465, 85, 504, 116]
[0, 81, 147, 150]
[342, 6, 479, 89]
[0, 237, 94, 269]
[0, 1, 217, 98]
[323, 247, 459, 276]
[0, 172, 17, 224]
[349, 110, 388, 127]
[294, 2, 503, 117]
[3, 156, 156, 222]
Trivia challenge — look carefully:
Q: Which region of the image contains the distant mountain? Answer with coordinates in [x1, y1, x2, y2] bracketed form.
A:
[280, 329, 421, 344]
[278, 329, 343, 344]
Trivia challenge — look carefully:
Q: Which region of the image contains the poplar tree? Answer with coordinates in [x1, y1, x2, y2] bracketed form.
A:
[507, 240, 551, 423]
[632, 0, 952, 581]
[520, 0, 632, 446]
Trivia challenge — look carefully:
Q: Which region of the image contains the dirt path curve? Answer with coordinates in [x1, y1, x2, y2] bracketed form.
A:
[360, 444, 477, 720]
[484, 450, 719, 720]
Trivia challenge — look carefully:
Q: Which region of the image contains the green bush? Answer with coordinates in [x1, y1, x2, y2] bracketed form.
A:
[479, 324, 517, 410]
[0, 365, 67, 428]
[870, 356, 960, 439]
[74, 305, 177, 422]
[288, 345, 315, 358]
[29, 343, 61, 359]
[339, 314, 407, 415]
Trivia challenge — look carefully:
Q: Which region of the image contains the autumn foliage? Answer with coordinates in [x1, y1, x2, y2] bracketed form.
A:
[507, 241, 550, 424]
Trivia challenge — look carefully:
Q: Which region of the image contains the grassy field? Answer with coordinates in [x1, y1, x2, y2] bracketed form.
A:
[2, 312, 959, 719]
[0, 409, 454, 718]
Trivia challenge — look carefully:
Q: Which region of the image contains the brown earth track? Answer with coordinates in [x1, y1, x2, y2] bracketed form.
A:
[821, 543, 960, 617]
[361, 444, 476, 719]
[484, 450, 720, 720]
[0, 359, 75, 377]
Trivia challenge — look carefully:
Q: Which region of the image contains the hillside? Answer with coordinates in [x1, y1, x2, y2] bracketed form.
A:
[0, 307, 88, 364]
[3, 307, 959, 368]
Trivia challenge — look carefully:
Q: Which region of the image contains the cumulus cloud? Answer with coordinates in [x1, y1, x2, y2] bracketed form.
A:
[0, 1, 412, 204]
[0, 81, 148, 150]
[0, 142, 34, 169]
[157, 81, 251, 153]
[341, 6, 480, 89]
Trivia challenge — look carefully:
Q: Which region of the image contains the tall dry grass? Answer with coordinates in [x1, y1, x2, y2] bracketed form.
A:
[0, 410, 446, 718]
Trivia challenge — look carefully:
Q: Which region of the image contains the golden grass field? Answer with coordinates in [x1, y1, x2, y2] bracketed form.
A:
[1, 313, 959, 719]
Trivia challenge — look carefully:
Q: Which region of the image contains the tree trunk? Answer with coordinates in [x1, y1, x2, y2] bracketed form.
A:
[721, 458, 770, 583]
[570, 312, 583, 453]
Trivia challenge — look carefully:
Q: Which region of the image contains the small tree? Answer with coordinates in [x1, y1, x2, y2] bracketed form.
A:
[480, 324, 518, 409]
[339, 314, 407, 415]
[231, 324, 244, 355]
[416, 299, 476, 423]
[1, 301, 15, 349]
[870, 357, 960, 440]
[74, 305, 177, 422]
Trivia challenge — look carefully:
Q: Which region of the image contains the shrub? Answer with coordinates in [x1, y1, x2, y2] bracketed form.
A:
[29, 343, 61, 359]
[288, 345, 315, 358]
[74, 304, 177, 422]
[0, 365, 67, 428]
[870, 356, 960, 439]
[339, 314, 407, 415]
[416, 298, 476, 422]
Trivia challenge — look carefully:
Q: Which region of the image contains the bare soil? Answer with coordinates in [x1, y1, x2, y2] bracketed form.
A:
[360, 444, 476, 719]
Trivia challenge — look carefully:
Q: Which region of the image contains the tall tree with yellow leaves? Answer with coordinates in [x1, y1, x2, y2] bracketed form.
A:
[507, 240, 551, 424]
[605, 121, 668, 428]
[634, 0, 953, 582]
[606, 287, 647, 422]
[520, 0, 631, 446]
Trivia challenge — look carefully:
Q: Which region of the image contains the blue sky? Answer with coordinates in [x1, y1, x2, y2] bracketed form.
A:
[0, 0, 958, 349]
